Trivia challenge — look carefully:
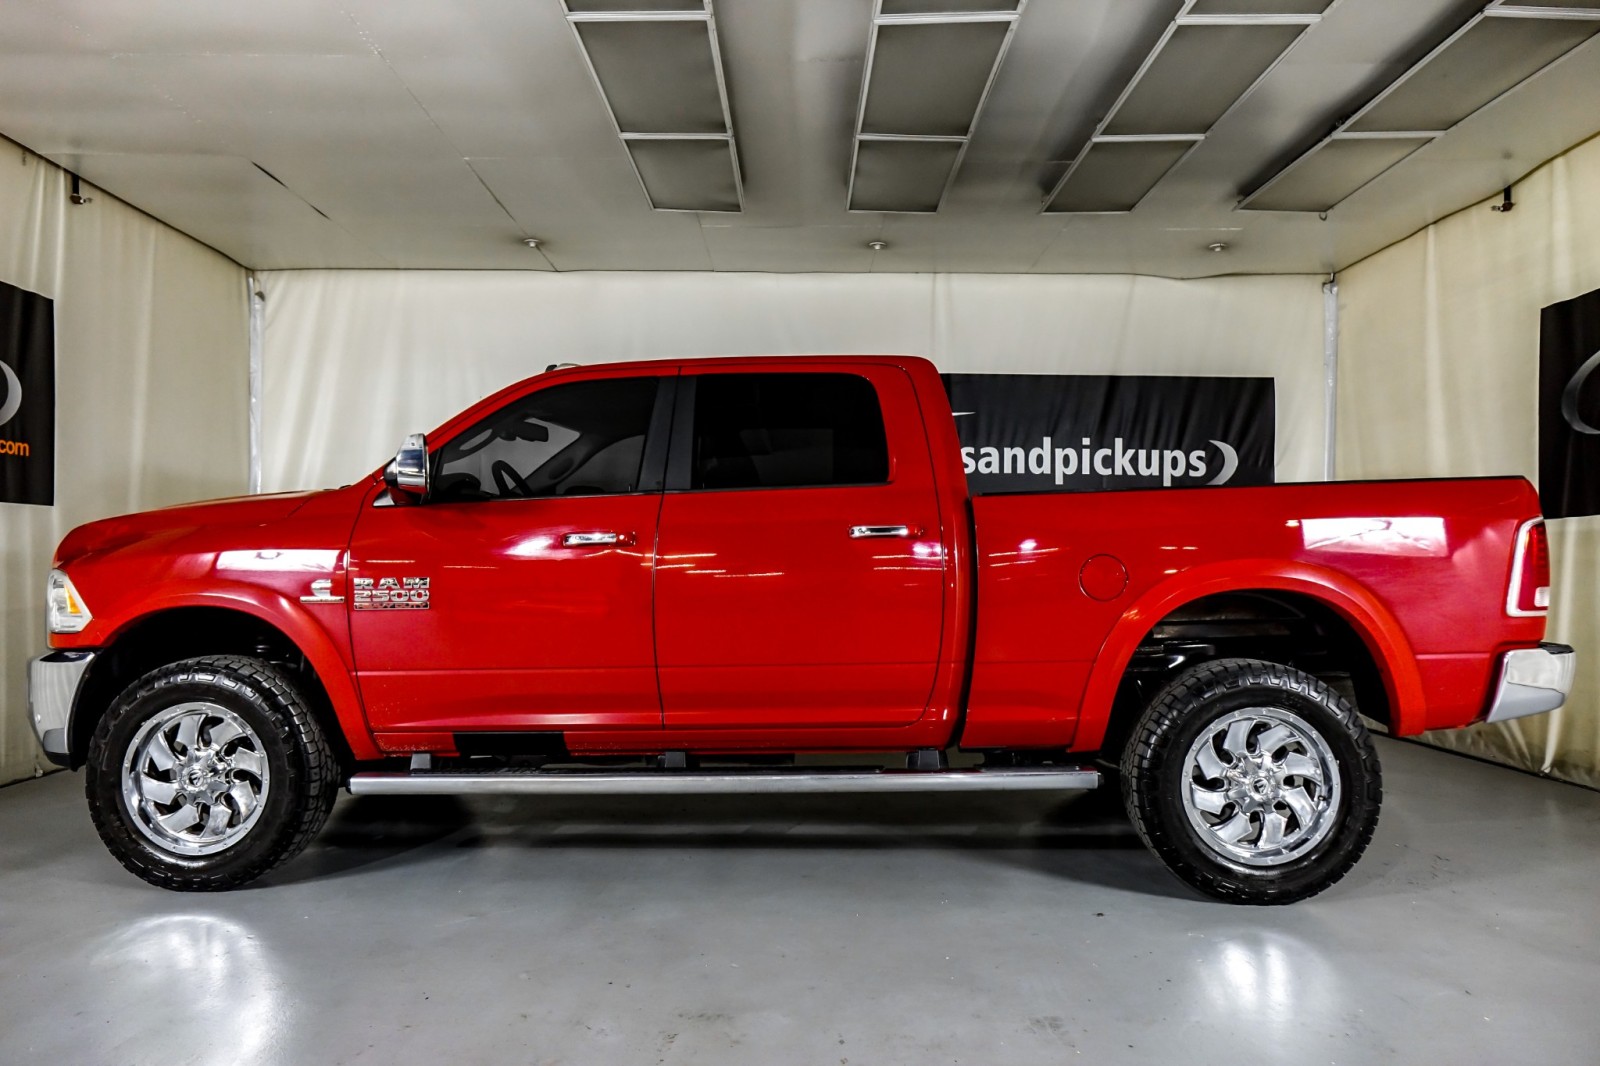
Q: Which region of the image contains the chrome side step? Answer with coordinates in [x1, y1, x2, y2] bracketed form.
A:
[347, 766, 1100, 797]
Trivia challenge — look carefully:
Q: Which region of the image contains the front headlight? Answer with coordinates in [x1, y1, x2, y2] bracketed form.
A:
[47, 569, 92, 634]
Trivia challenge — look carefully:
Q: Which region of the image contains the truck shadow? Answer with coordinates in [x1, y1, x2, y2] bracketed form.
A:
[271, 786, 1194, 899]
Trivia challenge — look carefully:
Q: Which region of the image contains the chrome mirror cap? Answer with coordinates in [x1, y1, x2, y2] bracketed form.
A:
[384, 433, 429, 500]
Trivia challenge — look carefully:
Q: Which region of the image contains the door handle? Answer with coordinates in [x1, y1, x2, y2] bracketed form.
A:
[563, 531, 633, 547]
[849, 524, 920, 539]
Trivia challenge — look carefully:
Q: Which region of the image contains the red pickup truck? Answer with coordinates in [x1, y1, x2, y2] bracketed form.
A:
[30, 355, 1574, 903]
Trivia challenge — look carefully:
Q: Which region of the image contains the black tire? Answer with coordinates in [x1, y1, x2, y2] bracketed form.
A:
[85, 655, 339, 891]
[1120, 658, 1381, 905]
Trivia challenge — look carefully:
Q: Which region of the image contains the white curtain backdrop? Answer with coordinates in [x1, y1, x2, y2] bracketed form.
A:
[1339, 134, 1600, 788]
[0, 145, 249, 786]
[257, 270, 1328, 493]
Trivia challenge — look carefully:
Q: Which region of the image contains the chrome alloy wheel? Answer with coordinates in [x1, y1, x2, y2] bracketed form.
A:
[1180, 707, 1341, 869]
[120, 702, 271, 857]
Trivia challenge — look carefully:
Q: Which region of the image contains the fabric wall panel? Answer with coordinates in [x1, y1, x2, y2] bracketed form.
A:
[1339, 134, 1600, 788]
[0, 146, 249, 786]
[257, 270, 1327, 492]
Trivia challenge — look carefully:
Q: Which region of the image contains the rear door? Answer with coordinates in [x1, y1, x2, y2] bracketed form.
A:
[653, 365, 946, 731]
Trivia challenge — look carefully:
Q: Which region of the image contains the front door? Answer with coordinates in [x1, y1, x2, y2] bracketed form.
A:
[654, 366, 947, 732]
[348, 370, 672, 736]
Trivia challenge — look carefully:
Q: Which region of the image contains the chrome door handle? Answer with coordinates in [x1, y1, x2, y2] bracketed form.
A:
[849, 524, 919, 539]
[563, 531, 631, 547]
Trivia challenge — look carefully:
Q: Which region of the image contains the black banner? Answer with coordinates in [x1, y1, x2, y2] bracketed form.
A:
[942, 373, 1275, 494]
[1540, 287, 1600, 519]
[0, 279, 55, 506]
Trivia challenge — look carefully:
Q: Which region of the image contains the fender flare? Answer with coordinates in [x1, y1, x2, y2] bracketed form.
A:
[89, 583, 380, 761]
[1073, 559, 1426, 750]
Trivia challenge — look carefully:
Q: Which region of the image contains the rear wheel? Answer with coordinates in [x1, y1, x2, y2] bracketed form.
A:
[1120, 658, 1381, 904]
[86, 655, 338, 891]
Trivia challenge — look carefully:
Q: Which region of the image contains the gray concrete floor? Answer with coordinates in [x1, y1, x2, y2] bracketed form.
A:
[1, 738, 1598, 1066]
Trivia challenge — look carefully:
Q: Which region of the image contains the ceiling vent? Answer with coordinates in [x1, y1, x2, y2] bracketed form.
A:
[1043, 0, 1331, 214]
[847, 0, 1028, 213]
[1242, 1, 1600, 212]
[563, 0, 743, 212]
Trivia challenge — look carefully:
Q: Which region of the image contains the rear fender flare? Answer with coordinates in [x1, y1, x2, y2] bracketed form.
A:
[1074, 559, 1425, 750]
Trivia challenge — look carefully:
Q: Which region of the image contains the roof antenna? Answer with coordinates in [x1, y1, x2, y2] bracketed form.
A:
[1491, 186, 1515, 214]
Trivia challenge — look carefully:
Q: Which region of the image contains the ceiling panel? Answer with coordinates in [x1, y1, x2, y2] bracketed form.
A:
[563, 1, 742, 212]
[850, 139, 963, 212]
[1044, 4, 1322, 213]
[879, 0, 1022, 13]
[846, 1, 1025, 212]
[1045, 139, 1195, 213]
[566, 0, 706, 11]
[571, 20, 728, 135]
[1243, 3, 1600, 213]
[1348, 14, 1600, 133]
[1104, 23, 1307, 136]
[861, 22, 1013, 137]
[0, 0, 1596, 276]
[626, 138, 742, 211]
[1242, 135, 1434, 212]
[1186, 0, 1333, 12]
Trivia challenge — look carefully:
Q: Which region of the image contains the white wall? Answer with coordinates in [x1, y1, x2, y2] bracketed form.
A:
[0, 144, 250, 786]
[257, 270, 1328, 492]
[1339, 133, 1600, 788]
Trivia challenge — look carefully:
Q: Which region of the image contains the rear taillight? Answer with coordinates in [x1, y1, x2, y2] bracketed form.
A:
[1506, 518, 1550, 617]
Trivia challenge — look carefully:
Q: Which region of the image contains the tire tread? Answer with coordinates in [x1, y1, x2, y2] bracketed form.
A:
[86, 655, 338, 891]
[1119, 657, 1382, 905]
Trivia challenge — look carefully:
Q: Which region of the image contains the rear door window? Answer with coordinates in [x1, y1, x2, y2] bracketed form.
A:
[686, 373, 890, 490]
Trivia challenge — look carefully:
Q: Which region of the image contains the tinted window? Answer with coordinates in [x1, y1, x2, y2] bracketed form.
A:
[432, 377, 659, 502]
[690, 373, 889, 490]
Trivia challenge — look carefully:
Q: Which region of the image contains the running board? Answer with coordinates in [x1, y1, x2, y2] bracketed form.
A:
[347, 766, 1100, 797]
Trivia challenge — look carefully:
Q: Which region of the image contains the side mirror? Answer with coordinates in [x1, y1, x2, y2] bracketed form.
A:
[383, 433, 430, 502]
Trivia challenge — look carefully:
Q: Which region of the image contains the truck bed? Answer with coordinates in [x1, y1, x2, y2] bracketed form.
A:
[962, 476, 1546, 749]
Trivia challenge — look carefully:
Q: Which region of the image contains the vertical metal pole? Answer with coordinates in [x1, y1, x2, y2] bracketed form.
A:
[1322, 276, 1339, 482]
[247, 274, 264, 494]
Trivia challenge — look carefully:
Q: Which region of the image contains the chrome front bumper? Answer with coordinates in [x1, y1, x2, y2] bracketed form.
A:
[1483, 643, 1576, 724]
[27, 650, 96, 766]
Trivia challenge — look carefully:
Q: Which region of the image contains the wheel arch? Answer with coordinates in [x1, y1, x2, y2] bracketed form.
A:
[68, 599, 377, 771]
[1076, 561, 1425, 756]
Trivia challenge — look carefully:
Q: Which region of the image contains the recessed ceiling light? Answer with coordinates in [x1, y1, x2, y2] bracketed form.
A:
[523, 237, 543, 249]
[867, 239, 888, 252]
[1208, 242, 1229, 253]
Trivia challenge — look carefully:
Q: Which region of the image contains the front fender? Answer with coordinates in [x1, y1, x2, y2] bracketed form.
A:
[1073, 559, 1425, 750]
[91, 582, 379, 761]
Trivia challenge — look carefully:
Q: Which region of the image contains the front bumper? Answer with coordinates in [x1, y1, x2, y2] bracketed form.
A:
[1483, 643, 1576, 724]
[27, 650, 96, 767]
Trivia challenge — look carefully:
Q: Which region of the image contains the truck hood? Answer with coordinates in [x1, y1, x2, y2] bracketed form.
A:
[55, 489, 341, 567]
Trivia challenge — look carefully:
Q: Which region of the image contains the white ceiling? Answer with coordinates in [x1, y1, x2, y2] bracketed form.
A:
[3, 0, 1599, 277]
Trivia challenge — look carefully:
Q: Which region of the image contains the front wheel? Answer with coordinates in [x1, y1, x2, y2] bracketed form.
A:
[1120, 658, 1381, 904]
[85, 656, 339, 891]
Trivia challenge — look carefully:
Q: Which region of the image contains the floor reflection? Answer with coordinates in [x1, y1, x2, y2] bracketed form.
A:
[1187, 927, 1342, 1034]
[89, 914, 284, 1064]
